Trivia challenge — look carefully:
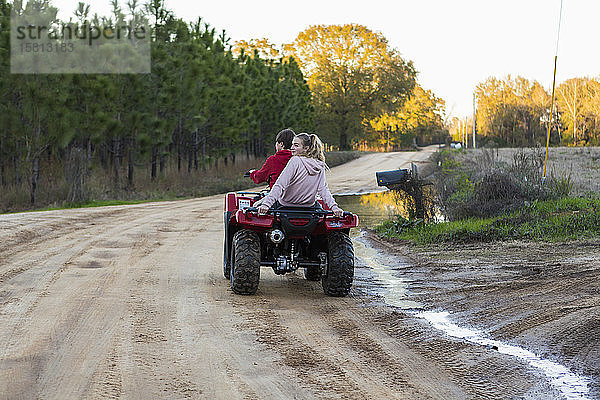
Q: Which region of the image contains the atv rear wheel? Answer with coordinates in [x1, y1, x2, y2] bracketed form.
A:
[230, 230, 261, 295]
[303, 267, 321, 281]
[322, 232, 354, 297]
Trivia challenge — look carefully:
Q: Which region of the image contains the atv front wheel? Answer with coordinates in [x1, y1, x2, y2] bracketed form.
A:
[322, 232, 354, 297]
[230, 230, 261, 295]
[223, 244, 231, 279]
[223, 211, 232, 279]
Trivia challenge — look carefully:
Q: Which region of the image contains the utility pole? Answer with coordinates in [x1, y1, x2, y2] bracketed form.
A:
[473, 92, 477, 149]
[543, 0, 564, 183]
[464, 117, 468, 149]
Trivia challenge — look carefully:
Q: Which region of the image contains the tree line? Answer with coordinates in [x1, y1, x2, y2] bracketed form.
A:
[233, 25, 448, 151]
[0, 0, 313, 204]
[474, 75, 600, 147]
[1, 1, 448, 207]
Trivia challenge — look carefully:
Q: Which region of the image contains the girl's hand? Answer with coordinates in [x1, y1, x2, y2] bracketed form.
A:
[333, 208, 344, 218]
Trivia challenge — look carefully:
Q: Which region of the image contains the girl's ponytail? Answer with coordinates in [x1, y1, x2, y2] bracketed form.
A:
[296, 132, 327, 164]
[306, 133, 326, 163]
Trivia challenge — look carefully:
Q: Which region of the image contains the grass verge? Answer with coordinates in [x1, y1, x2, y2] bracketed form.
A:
[375, 196, 600, 244]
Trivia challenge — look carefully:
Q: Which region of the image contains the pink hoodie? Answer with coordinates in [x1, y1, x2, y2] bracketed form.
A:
[260, 156, 341, 211]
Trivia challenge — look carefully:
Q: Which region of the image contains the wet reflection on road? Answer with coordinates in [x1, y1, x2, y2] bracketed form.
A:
[419, 311, 592, 400]
[352, 236, 423, 310]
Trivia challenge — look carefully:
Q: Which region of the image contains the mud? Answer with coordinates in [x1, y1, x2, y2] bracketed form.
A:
[1, 146, 597, 399]
[363, 231, 600, 399]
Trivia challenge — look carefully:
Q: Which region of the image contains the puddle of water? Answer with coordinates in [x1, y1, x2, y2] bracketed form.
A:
[335, 191, 405, 228]
[352, 233, 592, 400]
[335, 190, 442, 229]
[353, 235, 423, 310]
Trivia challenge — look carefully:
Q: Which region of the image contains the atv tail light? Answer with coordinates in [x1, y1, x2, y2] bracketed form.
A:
[288, 218, 310, 226]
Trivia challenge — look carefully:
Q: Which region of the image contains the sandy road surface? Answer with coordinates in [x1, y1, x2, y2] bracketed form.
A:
[326, 149, 435, 194]
[0, 146, 572, 399]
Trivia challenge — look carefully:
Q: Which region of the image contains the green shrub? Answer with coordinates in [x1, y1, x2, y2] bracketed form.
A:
[375, 196, 600, 244]
[377, 147, 600, 244]
[431, 148, 570, 221]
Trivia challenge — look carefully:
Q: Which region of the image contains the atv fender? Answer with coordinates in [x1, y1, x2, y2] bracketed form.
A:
[234, 210, 274, 228]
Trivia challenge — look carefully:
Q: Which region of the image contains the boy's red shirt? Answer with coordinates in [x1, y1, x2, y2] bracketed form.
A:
[250, 149, 293, 188]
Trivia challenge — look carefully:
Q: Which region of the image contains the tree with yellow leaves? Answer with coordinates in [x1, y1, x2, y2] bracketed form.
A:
[368, 85, 446, 150]
[288, 24, 416, 149]
[232, 38, 281, 60]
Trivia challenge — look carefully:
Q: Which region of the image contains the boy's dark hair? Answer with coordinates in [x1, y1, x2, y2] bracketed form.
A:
[276, 128, 295, 149]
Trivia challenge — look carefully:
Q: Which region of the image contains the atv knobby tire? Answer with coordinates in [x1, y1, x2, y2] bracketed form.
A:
[303, 267, 321, 281]
[230, 230, 261, 295]
[223, 244, 231, 279]
[322, 231, 354, 297]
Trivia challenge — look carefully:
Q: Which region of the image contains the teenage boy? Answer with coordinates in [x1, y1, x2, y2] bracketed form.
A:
[249, 128, 295, 188]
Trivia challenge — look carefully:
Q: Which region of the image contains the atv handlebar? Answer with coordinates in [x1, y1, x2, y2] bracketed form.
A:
[243, 171, 251, 178]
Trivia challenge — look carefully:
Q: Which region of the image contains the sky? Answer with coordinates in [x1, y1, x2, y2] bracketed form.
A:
[52, 0, 599, 119]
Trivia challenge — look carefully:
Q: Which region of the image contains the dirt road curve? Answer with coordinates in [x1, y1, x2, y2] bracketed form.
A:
[0, 146, 588, 399]
[326, 149, 435, 194]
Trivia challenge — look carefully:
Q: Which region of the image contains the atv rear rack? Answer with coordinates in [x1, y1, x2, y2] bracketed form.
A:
[243, 207, 353, 217]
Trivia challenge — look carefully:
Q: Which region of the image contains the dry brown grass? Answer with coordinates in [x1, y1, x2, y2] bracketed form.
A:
[0, 154, 267, 212]
[0, 151, 362, 213]
[429, 146, 600, 221]
[484, 147, 600, 195]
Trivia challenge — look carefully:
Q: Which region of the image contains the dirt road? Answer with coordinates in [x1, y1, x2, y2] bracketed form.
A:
[325, 149, 435, 194]
[0, 146, 589, 399]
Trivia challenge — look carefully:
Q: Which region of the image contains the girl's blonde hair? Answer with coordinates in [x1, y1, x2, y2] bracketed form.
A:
[296, 133, 326, 163]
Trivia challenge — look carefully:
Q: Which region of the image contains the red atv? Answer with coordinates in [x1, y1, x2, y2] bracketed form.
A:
[223, 189, 359, 296]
